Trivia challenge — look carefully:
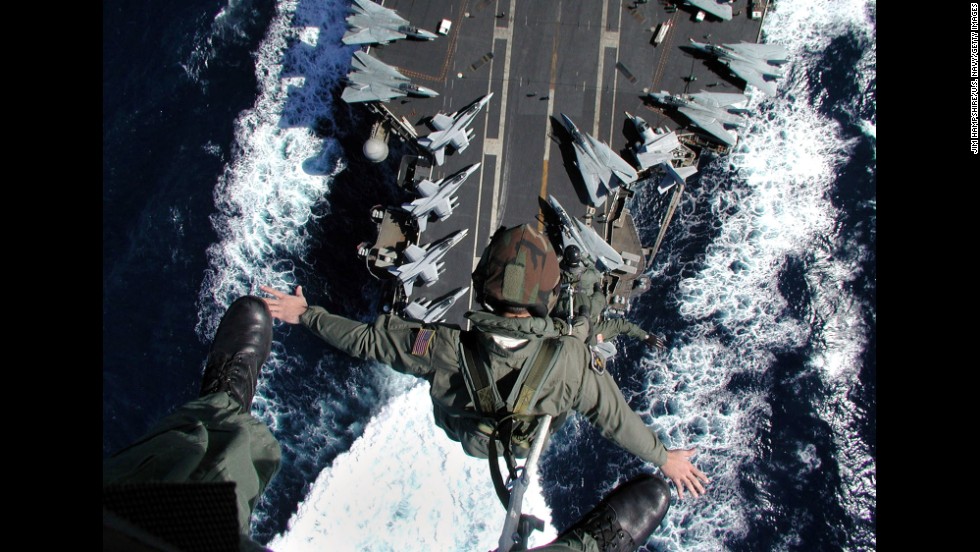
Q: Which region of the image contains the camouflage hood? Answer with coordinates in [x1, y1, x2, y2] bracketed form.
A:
[471, 223, 560, 317]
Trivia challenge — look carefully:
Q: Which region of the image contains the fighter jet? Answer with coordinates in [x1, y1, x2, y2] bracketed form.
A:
[647, 91, 750, 147]
[389, 229, 469, 296]
[682, 0, 733, 21]
[403, 287, 470, 323]
[343, 0, 438, 45]
[400, 163, 481, 233]
[418, 94, 493, 166]
[625, 112, 696, 180]
[687, 40, 789, 96]
[559, 114, 638, 207]
[341, 51, 439, 103]
[548, 195, 625, 273]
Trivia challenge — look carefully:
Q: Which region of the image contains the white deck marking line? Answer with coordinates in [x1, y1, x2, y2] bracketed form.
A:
[467, 0, 517, 315]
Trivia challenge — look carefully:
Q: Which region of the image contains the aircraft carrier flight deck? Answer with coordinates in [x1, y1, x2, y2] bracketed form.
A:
[353, 0, 770, 326]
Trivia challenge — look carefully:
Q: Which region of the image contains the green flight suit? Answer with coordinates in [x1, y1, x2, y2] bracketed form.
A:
[554, 317, 650, 345]
[103, 392, 282, 538]
[592, 318, 649, 341]
[554, 261, 606, 324]
[300, 306, 668, 467]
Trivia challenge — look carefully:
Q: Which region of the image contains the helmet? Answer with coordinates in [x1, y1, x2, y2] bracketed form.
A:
[562, 245, 582, 269]
[472, 224, 560, 317]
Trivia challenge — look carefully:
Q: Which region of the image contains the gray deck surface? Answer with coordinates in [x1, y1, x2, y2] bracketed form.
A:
[364, 0, 765, 325]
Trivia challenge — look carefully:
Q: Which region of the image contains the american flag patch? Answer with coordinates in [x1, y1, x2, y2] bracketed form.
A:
[412, 329, 435, 356]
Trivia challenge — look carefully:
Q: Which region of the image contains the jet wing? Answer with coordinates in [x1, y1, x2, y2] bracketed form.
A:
[691, 92, 749, 108]
[572, 147, 613, 206]
[415, 179, 439, 197]
[402, 244, 426, 263]
[343, 25, 406, 45]
[585, 135, 638, 184]
[431, 146, 447, 166]
[418, 263, 439, 286]
[430, 113, 455, 131]
[431, 198, 453, 220]
[678, 107, 738, 146]
[352, 0, 408, 20]
[398, 277, 416, 296]
[448, 131, 471, 153]
[419, 128, 465, 166]
[636, 150, 670, 169]
[685, 0, 733, 20]
[635, 131, 681, 169]
[726, 60, 778, 96]
[726, 42, 789, 62]
[341, 83, 404, 103]
[570, 217, 625, 272]
[348, 0, 411, 31]
[352, 52, 407, 80]
[402, 300, 430, 321]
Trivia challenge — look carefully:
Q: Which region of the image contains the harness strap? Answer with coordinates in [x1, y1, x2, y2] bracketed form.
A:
[459, 331, 504, 415]
[457, 330, 563, 508]
[509, 338, 559, 416]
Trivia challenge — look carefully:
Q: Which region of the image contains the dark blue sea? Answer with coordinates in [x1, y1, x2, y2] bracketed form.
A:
[103, 1, 876, 549]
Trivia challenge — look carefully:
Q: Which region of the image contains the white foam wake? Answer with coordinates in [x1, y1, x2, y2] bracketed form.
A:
[196, 0, 352, 377]
[269, 382, 557, 551]
[199, 0, 875, 548]
[635, 0, 876, 549]
[197, 0, 352, 336]
[193, 0, 355, 532]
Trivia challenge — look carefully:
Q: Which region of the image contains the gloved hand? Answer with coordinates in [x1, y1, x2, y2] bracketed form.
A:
[643, 333, 667, 350]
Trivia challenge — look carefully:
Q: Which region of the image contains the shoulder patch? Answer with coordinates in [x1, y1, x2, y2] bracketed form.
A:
[412, 328, 436, 356]
[589, 348, 606, 374]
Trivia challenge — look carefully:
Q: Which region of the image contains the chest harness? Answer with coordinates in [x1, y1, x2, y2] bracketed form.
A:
[458, 332, 564, 550]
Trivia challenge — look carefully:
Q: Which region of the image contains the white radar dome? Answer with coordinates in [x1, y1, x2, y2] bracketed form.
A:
[363, 137, 389, 163]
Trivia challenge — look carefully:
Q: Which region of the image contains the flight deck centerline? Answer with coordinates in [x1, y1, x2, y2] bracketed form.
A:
[485, 0, 518, 237]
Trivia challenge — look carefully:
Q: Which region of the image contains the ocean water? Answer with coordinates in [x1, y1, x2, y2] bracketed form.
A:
[103, 0, 876, 550]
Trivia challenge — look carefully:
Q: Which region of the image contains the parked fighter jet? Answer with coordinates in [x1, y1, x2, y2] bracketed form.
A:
[389, 229, 469, 296]
[682, 0, 733, 21]
[400, 163, 481, 233]
[418, 94, 493, 166]
[687, 40, 789, 96]
[343, 0, 438, 45]
[559, 114, 638, 207]
[403, 287, 470, 323]
[341, 51, 439, 103]
[625, 112, 697, 182]
[548, 195, 625, 273]
[647, 91, 750, 147]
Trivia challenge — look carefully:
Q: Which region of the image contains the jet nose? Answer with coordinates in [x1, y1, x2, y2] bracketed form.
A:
[418, 86, 439, 97]
[416, 29, 438, 40]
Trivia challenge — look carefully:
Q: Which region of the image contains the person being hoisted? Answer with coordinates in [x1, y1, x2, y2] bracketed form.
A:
[261, 224, 708, 509]
[552, 244, 668, 359]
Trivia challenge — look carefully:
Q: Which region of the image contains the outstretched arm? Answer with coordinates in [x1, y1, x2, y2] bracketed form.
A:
[259, 284, 453, 378]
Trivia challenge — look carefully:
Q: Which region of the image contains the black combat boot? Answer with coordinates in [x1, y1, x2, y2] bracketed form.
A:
[200, 296, 273, 413]
[557, 474, 670, 552]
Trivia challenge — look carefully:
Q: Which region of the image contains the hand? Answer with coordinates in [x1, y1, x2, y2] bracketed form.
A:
[643, 333, 667, 350]
[659, 448, 709, 499]
[260, 285, 309, 324]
